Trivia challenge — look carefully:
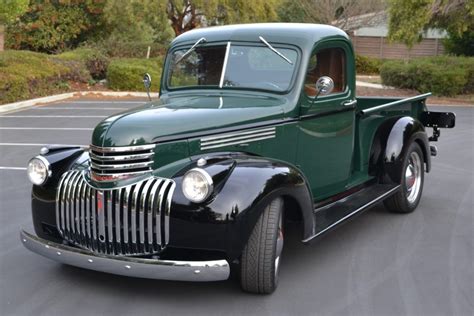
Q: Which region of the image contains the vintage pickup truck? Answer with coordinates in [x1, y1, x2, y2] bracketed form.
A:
[21, 24, 455, 294]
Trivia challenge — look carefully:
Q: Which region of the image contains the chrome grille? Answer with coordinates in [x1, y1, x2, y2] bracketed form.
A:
[56, 170, 176, 256]
[89, 144, 156, 181]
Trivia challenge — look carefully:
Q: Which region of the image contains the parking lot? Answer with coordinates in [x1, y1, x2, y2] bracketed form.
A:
[0, 98, 472, 315]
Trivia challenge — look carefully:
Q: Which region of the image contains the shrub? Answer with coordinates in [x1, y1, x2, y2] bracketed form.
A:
[58, 48, 109, 80]
[355, 55, 383, 75]
[106, 57, 163, 91]
[380, 56, 474, 96]
[0, 50, 90, 104]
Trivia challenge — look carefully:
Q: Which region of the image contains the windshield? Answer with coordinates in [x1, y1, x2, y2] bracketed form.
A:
[167, 43, 298, 92]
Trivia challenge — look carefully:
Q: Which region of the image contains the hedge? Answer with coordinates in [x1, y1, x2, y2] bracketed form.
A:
[355, 55, 383, 75]
[380, 56, 474, 96]
[106, 57, 163, 91]
[0, 50, 90, 104]
[58, 47, 109, 80]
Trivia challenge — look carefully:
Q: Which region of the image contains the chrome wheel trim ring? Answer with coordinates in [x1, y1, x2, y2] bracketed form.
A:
[275, 211, 284, 278]
[405, 151, 422, 204]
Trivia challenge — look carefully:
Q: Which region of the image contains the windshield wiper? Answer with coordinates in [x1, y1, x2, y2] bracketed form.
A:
[176, 37, 207, 63]
[259, 36, 293, 65]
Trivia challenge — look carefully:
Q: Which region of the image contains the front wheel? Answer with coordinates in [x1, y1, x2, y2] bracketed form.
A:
[384, 142, 424, 213]
[240, 197, 284, 294]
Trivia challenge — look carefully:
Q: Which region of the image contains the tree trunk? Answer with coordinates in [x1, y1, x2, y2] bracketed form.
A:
[0, 25, 5, 52]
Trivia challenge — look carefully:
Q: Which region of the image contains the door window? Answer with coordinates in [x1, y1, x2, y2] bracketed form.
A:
[304, 48, 346, 97]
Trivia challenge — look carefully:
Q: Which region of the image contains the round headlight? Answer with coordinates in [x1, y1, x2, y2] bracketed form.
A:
[182, 168, 213, 203]
[27, 156, 51, 185]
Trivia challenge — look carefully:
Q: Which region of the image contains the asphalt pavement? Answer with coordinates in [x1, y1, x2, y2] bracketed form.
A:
[0, 98, 472, 316]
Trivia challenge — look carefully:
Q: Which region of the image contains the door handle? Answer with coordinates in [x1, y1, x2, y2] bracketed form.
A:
[341, 99, 357, 107]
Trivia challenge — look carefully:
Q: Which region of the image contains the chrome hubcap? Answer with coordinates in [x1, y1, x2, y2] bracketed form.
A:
[275, 213, 284, 278]
[405, 152, 422, 204]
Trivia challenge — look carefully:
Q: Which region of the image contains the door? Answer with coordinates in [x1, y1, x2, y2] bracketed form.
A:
[296, 41, 356, 200]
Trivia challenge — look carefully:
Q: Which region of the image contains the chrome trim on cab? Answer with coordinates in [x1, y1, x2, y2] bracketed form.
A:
[200, 127, 276, 150]
[20, 230, 230, 282]
[56, 170, 176, 256]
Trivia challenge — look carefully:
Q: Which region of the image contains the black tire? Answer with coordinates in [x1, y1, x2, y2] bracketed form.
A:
[240, 197, 284, 294]
[384, 142, 424, 213]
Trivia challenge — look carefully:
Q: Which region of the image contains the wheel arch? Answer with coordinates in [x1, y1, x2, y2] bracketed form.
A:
[369, 116, 431, 183]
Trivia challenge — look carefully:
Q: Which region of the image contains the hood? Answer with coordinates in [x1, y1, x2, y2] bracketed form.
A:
[91, 93, 287, 147]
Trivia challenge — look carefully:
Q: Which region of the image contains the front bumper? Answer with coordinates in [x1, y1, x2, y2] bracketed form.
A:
[20, 230, 230, 282]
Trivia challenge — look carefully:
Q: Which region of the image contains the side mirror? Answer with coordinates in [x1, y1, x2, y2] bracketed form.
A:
[315, 76, 334, 96]
[143, 73, 152, 101]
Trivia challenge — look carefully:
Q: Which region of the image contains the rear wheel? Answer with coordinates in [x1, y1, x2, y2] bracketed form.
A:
[384, 142, 424, 213]
[240, 197, 284, 294]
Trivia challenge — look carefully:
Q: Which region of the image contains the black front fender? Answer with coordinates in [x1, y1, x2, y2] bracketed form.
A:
[169, 154, 314, 261]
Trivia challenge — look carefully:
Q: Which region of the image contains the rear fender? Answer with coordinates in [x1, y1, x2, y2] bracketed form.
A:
[370, 117, 430, 183]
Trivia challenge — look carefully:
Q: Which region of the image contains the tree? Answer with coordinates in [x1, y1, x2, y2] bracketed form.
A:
[0, 0, 29, 50]
[103, 0, 173, 43]
[388, 0, 474, 47]
[166, 0, 280, 37]
[6, 0, 106, 53]
[277, 0, 386, 31]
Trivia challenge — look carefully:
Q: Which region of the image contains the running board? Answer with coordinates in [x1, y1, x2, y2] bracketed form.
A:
[303, 184, 400, 243]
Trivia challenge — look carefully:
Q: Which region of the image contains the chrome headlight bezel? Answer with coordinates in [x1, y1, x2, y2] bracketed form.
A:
[181, 168, 214, 203]
[27, 155, 52, 186]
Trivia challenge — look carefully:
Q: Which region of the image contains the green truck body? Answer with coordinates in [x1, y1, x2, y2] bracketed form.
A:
[22, 24, 455, 294]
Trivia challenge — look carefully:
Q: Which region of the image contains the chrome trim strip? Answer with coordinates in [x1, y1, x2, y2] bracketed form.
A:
[90, 170, 151, 178]
[107, 191, 113, 244]
[55, 172, 68, 235]
[201, 130, 275, 146]
[131, 183, 140, 244]
[85, 185, 91, 241]
[200, 127, 276, 150]
[21, 230, 230, 282]
[115, 188, 122, 245]
[123, 186, 131, 244]
[157, 181, 168, 245]
[164, 181, 176, 245]
[90, 152, 154, 161]
[201, 127, 275, 142]
[219, 41, 231, 88]
[201, 135, 275, 150]
[89, 144, 156, 153]
[147, 179, 158, 248]
[91, 161, 153, 170]
[150, 179, 163, 246]
[139, 179, 153, 246]
[91, 187, 97, 247]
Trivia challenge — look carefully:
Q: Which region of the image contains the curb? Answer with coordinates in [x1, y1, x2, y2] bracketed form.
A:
[0, 91, 159, 114]
[356, 81, 394, 89]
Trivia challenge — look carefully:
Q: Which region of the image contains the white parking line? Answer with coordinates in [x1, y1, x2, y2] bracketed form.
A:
[32, 107, 125, 110]
[0, 115, 107, 118]
[0, 143, 88, 147]
[0, 127, 94, 131]
[63, 101, 144, 104]
[0, 166, 27, 171]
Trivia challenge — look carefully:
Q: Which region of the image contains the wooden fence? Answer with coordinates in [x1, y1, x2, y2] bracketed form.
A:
[350, 35, 445, 59]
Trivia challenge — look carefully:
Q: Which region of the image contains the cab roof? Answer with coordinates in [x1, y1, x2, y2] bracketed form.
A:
[171, 23, 349, 51]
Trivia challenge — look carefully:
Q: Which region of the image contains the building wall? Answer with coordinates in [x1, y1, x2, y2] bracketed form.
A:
[350, 35, 445, 59]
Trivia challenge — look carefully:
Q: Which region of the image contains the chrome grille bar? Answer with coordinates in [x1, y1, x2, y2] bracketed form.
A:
[56, 170, 175, 256]
[89, 144, 156, 182]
